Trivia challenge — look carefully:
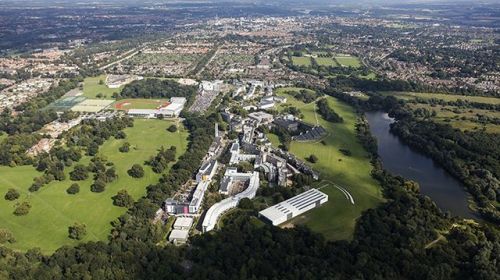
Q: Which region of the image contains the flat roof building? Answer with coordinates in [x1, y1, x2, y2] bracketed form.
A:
[168, 229, 189, 245]
[173, 217, 194, 231]
[259, 189, 328, 226]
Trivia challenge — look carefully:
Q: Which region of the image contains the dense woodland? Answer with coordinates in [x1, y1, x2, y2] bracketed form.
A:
[118, 79, 198, 107]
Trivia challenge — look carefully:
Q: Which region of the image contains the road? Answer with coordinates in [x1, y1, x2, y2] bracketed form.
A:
[99, 49, 139, 71]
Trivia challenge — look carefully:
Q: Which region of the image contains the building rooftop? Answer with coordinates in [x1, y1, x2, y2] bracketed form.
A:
[169, 229, 189, 240]
[259, 189, 328, 223]
[173, 217, 194, 229]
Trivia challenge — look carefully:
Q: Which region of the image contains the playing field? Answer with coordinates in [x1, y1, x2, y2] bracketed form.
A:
[315, 57, 339, 67]
[0, 119, 188, 253]
[113, 99, 170, 111]
[45, 96, 87, 112]
[335, 56, 362, 68]
[291, 56, 312, 66]
[275, 88, 383, 240]
[83, 75, 122, 99]
[71, 99, 115, 113]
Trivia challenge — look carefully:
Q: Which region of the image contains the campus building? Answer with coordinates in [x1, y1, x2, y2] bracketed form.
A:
[202, 171, 259, 232]
[127, 97, 187, 118]
[259, 189, 328, 226]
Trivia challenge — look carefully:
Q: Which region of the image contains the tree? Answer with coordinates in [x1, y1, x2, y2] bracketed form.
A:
[112, 190, 134, 207]
[115, 131, 126, 139]
[308, 154, 319, 163]
[167, 125, 177, 132]
[70, 164, 89, 181]
[4, 188, 20, 201]
[13, 201, 31, 216]
[128, 164, 145, 178]
[90, 179, 106, 193]
[67, 183, 80, 195]
[119, 142, 130, 153]
[238, 198, 254, 210]
[68, 223, 86, 240]
[0, 228, 15, 244]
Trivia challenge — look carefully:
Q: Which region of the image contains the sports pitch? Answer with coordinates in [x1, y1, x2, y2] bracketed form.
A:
[113, 99, 170, 111]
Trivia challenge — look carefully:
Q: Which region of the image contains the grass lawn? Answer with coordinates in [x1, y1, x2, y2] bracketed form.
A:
[0, 119, 188, 253]
[291, 56, 312, 66]
[0, 133, 7, 143]
[266, 133, 281, 147]
[113, 98, 170, 110]
[407, 103, 500, 133]
[82, 75, 122, 99]
[315, 57, 339, 67]
[335, 56, 362, 68]
[380, 91, 500, 105]
[273, 90, 383, 240]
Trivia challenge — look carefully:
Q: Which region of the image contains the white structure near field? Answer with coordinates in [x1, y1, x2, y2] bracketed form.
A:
[259, 189, 328, 226]
[127, 97, 187, 118]
[202, 171, 260, 232]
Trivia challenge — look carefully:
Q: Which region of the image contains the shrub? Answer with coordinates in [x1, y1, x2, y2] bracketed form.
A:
[68, 223, 86, 240]
[4, 188, 20, 201]
[67, 183, 80, 194]
[112, 190, 134, 207]
[70, 164, 89, 181]
[339, 148, 352, 156]
[13, 201, 31, 216]
[128, 164, 145, 178]
[167, 125, 178, 132]
[90, 179, 106, 193]
[119, 142, 130, 153]
[308, 154, 319, 163]
[115, 131, 126, 139]
[0, 228, 16, 244]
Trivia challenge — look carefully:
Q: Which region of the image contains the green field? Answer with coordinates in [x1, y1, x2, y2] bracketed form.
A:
[408, 103, 500, 133]
[83, 75, 122, 99]
[315, 57, 339, 67]
[291, 56, 312, 66]
[380, 91, 500, 105]
[0, 119, 188, 252]
[113, 98, 170, 110]
[275, 88, 383, 240]
[335, 56, 362, 68]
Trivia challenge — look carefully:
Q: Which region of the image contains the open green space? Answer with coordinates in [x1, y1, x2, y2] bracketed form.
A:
[82, 75, 122, 99]
[291, 56, 312, 66]
[408, 103, 500, 133]
[0, 119, 188, 253]
[274, 88, 383, 240]
[335, 56, 362, 68]
[315, 57, 339, 67]
[381, 91, 500, 105]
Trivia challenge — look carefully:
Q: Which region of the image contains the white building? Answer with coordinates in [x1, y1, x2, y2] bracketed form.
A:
[173, 217, 194, 230]
[202, 171, 259, 232]
[168, 229, 189, 245]
[259, 189, 328, 226]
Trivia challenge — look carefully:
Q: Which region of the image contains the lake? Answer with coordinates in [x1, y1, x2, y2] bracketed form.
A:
[366, 111, 478, 219]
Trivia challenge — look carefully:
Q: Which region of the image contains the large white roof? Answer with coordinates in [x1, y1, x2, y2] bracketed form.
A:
[259, 189, 328, 223]
[169, 229, 189, 240]
[173, 217, 193, 228]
